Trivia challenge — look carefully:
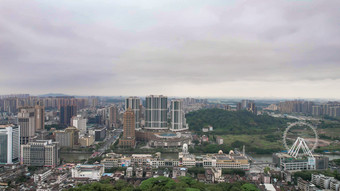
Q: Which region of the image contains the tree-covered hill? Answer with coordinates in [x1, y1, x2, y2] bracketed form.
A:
[186, 109, 294, 134]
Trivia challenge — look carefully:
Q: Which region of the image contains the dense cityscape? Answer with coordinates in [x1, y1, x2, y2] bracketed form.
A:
[0, 94, 340, 190]
[1, 0, 340, 190]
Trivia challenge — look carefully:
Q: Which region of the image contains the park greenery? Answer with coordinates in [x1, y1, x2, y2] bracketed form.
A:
[45, 124, 65, 131]
[186, 109, 293, 134]
[186, 109, 340, 154]
[185, 109, 294, 154]
[332, 159, 340, 166]
[67, 176, 259, 191]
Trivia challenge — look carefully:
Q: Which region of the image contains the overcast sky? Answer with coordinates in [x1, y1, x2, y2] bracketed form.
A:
[0, 0, 340, 99]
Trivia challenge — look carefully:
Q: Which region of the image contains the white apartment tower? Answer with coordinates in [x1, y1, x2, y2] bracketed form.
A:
[72, 115, 87, 136]
[0, 125, 20, 164]
[145, 95, 168, 129]
[170, 100, 188, 131]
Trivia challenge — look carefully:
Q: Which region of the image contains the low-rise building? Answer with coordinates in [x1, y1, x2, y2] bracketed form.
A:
[202, 128, 209, 132]
[202, 150, 250, 170]
[71, 164, 104, 180]
[205, 169, 214, 183]
[172, 167, 187, 178]
[126, 167, 133, 178]
[34, 169, 53, 184]
[216, 136, 223, 145]
[136, 167, 143, 178]
[273, 153, 328, 171]
[311, 174, 340, 190]
[201, 135, 209, 142]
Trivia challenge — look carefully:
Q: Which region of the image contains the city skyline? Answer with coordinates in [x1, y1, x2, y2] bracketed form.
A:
[1, 0, 340, 98]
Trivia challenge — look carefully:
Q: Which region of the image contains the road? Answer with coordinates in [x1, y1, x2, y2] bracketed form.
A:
[98, 128, 122, 153]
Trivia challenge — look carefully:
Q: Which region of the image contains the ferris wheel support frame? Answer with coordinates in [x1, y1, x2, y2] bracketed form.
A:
[283, 121, 318, 158]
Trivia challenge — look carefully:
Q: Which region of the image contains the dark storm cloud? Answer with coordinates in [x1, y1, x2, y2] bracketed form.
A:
[0, 0, 340, 98]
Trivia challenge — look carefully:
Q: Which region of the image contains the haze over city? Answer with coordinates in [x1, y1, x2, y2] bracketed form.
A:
[1, 0, 340, 98]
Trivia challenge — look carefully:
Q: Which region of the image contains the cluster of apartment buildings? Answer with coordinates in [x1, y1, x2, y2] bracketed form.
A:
[298, 174, 340, 191]
[0, 95, 98, 114]
[275, 100, 340, 117]
[0, 124, 59, 167]
[117, 95, 191, 148]
[236, 100, 257, 114]
[311, 102, 340, 117]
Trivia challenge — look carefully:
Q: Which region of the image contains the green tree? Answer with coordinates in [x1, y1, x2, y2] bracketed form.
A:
[140, 177, 175, 191]
[241, 183, 259, 191]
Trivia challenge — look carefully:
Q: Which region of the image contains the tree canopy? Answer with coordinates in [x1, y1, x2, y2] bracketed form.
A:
[67, 176, 259, 191]
[186, 109, 293, 134]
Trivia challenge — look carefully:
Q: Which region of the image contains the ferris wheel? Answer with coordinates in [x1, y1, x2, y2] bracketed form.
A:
[283, 121, 318, 158]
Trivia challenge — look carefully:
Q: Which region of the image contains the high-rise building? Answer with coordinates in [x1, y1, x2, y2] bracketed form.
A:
[312, 105, 322, 116]
[241, 100, 249, 110]
[125, 97, 141, 129]
[96, 108, 107, 125]
[119, 108, 135, 148]
[247, 102, 257, 114]
[236, 102, 242, 111]
[21, 140, 59, 167]
[0, 124, 20, 164]
[170, 100, 188, 131]
[59, 105, 77, 126]
[145, 95, 168, 130]
[109, 105, 118, 129]
[237, 100, 256, 114]
[94, 127, 106, 142]
[72, 115, 87, 136]
[18, 107, 36, 144]
[54, 126, 79, 148]
[3, 98, 18, 113]
[34, 102, 45, 131]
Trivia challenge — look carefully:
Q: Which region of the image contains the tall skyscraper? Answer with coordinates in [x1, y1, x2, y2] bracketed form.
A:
[236, 102, 242, 111]
[60, 105, 77, 126]
[18, 107, 36, 144]
[21, 140, 59, 167]
[125, 97, 141, 129]
[34, 101, 45, 131]
[247, 102, 257, 114]
[170, 100, 188, 131]
[119, 108, 135, 148]
[241, 100, 249, 109]
[145, 95, 168, 130]
[109, 105, 118, 129]
[0, 124, 20, 164]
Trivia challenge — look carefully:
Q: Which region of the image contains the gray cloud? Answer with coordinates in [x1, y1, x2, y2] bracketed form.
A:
[0, 0, 340, 98]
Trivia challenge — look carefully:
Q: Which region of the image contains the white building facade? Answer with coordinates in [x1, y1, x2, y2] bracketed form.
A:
[71, 164, 104, 180]
[170, 100, 189, 132]
[0, 125, 20, 164]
